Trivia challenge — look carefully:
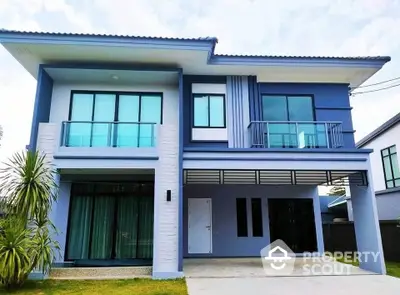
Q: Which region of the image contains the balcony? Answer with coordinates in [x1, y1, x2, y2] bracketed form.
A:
[60, 121, 157, 148]
[47, 121, 159, 163]
[248, 121, 344, 149]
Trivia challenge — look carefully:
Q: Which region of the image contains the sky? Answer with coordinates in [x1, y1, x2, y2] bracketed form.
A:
[0, 0, 400, 163]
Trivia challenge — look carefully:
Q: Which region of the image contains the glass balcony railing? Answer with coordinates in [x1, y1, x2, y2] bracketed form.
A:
[248, 121, 344, 149]
[60, 121, 157, 148]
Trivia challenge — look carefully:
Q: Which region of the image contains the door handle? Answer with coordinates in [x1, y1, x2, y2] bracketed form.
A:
[206, 225, 211, 229]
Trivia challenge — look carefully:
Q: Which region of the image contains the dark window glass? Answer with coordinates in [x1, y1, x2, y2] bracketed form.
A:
[288, 96, 314, 121]
[251, 198, 263, 237]
[194, 94, 225, 127]
[381, 145, 400, 189]
[262, 95, 315, 148]
[262, 96, 288, 121]
[236, 198, 248, 237]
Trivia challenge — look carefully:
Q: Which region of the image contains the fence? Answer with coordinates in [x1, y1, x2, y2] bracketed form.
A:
[323, 221, 400, 262]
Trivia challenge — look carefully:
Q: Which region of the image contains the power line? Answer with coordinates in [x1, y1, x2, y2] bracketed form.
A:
[351, 82, 400, 95]
[352, 76, 400, 89]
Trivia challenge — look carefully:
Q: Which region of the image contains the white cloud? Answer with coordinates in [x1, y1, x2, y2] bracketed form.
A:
[1, 0, 400, 162]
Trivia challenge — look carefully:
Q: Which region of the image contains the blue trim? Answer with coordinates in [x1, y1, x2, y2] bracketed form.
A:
[375, 186, 400, 196]
[43, 63, 181, 72]
[357, 112, 400, 147]
[53, 155, 159, 160]
[28, 65, 54, 151]
[183, 157, 367, 162]
[178, 69, 184, 272]
[152, 271, 184, 279]
[183, 147, 374, 154]
[314, 106, 353, 110]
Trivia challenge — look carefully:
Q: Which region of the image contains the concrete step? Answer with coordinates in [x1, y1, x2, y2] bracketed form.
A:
[49, 266, 152, 280]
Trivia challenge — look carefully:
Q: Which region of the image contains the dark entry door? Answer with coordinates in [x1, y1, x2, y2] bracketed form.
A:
[268, 198, 317, 253]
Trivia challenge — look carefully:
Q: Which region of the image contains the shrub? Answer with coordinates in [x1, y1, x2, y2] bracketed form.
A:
[0, 151, 59, 289]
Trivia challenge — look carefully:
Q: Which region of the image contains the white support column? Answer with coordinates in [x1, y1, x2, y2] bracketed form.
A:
[312, 187, 325, 255]
[350, 164, 386, 274]
[152, 124, 182, 279]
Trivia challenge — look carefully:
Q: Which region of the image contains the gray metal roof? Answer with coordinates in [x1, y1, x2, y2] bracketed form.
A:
[357, 112, 400, 147]
[0, 29, 218, 43]
[0, 29, 391, 62]
[215, 54, 391, 62]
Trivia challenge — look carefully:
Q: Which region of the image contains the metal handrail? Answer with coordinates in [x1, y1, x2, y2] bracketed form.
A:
[247, 121, 344, 149]
[60, 121, 157, 147]
[247, 120, 343, 128]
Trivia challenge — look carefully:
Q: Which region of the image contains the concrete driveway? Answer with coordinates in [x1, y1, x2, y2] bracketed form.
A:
[184, 258, 400, 294]
[186, 275, 400, 295]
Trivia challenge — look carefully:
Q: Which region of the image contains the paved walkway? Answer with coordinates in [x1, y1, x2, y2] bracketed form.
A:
[186, 275, 400, 295]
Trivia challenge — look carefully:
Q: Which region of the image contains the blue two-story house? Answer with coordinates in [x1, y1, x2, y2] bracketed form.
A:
[0, 29, 390, 279]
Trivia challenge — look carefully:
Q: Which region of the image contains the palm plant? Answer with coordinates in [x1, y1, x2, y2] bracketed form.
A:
[0, 151, 59, 289]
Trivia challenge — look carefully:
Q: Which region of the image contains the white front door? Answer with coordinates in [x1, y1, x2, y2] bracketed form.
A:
[188, 198, 212, 254]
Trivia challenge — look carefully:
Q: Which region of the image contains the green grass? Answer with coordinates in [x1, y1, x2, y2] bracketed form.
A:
[0, 278, 188, 295]
[336, 259, 400, 278]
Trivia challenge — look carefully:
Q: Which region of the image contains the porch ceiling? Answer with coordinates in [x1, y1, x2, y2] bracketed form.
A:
[183, 169, 367, 186]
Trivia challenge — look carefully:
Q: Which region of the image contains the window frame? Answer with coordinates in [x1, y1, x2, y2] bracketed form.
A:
[381, 145, 400, 189]
[261, 94, 316, 122]
[68, 90, 164, 124]
[192, 93, 226, 128]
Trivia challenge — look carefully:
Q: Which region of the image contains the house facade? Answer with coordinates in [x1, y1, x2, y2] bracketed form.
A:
[355, 113, 400, 220]
[0, 30, 390, 278]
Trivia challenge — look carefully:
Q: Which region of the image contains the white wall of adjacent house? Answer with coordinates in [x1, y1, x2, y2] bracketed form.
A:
[37, 82, 180, 276]
[361, 123, 400, 192]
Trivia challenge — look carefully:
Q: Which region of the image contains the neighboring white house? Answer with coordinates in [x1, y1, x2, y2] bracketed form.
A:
[355, 112, 400, 220]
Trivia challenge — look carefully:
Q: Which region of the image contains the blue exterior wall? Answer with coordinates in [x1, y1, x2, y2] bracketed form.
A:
[183, 184, 324, 257]
[29, 66, 54, 151]
[182, 75, 228, 148]
[256, 83, 356, 148]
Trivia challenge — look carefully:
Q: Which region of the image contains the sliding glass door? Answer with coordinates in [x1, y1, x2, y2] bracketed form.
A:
[66, 183, 154, 262]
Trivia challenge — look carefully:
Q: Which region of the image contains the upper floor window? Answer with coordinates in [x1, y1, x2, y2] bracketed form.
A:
[381, 145, 400, 189]
[193, 94, 225, 128]
[261, 95, 323, 148]
[262, 95, 314, 121]
[66, 91, 162, 147]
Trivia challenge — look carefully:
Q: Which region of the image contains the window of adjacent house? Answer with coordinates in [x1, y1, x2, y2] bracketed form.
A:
[251, 198, 263, 237]
[68, 92, 162, 147]
[236, 198, 248, 237]
[193, 94, 225, 127]
[381, 145, 400, 188]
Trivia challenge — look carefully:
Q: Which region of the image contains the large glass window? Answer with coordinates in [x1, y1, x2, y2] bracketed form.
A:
[66, 183, 154, 261]
[381, 145, 400, 188]
[66, 92, 162, 147]
[261, 95, 325, 148]
[193, 94, 225, 127]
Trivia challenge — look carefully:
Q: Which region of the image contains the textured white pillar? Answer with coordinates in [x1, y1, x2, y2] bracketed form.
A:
[350, 163, 386, 274]
[152, 124, 182, 279]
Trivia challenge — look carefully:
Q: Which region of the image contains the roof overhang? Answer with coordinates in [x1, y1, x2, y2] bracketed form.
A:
[0, 30, 391, 87]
